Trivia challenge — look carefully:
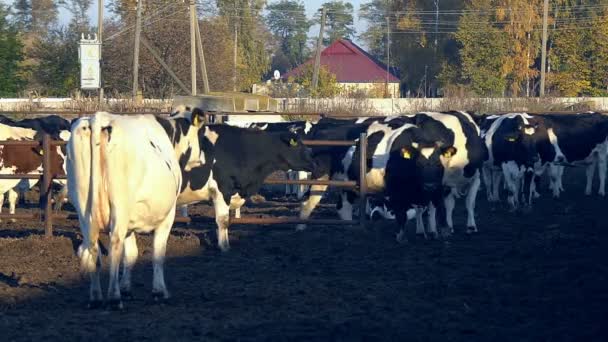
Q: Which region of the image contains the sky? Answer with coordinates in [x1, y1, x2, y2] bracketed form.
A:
[3, 0, 367, 45]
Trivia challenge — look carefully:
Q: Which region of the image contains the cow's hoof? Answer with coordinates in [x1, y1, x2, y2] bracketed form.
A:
[426, 232, 439, 240]
[466, 226, 478, 234]
[396, 230, 406, 244]
[86, 300, 103, 310]
[9, 218, 16, 223]
[218, 245, 230, 253]
[151, 291, 170, 304]
[107, 299, 124, 311]
[121, 291, 134, 301]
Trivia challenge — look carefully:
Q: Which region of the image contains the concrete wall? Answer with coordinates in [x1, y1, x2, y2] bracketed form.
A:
[277, 97, 608, 114]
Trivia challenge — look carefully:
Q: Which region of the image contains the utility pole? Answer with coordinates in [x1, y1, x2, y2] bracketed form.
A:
[312, 6, 327, 96]
[540, 0, 549, 97]
[194, 19, 210, 93]
[189, 0, 197, 95]
[233, 18, 238, 92]
[386, 16, 390, 97]
[98, 0, 104, 107]
[132, 0, 143, 99]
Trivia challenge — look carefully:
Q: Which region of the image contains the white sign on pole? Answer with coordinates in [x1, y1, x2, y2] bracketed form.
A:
[79, 35, 101, 90]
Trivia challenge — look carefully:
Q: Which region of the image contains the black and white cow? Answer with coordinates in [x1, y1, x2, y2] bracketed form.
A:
[296, 117, 457, 241]
[245, 120, 315, 198]
[168, 110, 317, 252]
[530, 112, 608, 198]
[403, 111, 486, 235]
[480, 113, 548, 209]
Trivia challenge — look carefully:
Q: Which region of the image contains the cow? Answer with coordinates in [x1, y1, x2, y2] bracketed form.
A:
[0, 115, 72, 210]
[0, 122, 66, 220]
[245, 120, 315, 198]
[67, 111, 204, 309]
[480, 113, 546, 209]
[528, 113, 608, 198]
[404, 111, 486, 235]
[171, 117, 317, 251]
[295, 118, 457, 241]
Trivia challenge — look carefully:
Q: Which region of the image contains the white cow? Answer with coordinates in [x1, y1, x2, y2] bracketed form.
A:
[67, 112, 200, 308]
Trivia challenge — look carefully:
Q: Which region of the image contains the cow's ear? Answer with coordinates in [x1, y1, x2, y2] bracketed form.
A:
[441, 146, 457, 158]
[191, 108, 205, 127]
[401, 146, 413, 159]
[280, 132, 300, 147]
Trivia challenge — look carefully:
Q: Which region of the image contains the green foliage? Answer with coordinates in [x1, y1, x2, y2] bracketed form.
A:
[28, 27, 80, 96]
[0, 5, 26, 96]
[452, 0, 508, 96]
[290, 64, 340, 98]
[358, 0, 389, 62]
[321, 1, 355, 44]
[216, 0, 271, 91]
[266, 0, 310, 70]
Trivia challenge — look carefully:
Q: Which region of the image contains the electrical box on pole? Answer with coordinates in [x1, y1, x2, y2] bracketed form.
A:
[79, 34, 101, 90]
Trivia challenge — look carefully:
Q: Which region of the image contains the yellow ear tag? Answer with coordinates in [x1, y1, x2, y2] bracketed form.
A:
[289, 138, 298, 147]
[39, 150, 44, 155]
[401, 148, 411, 159]
[507, 137, 516, 142]
[443, 148, 455, 158]
[192, 114, 199, 126]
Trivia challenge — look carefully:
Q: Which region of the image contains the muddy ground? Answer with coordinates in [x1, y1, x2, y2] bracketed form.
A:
[1, 168, 607, 341]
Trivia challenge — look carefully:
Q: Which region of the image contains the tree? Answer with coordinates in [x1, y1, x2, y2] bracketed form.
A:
[321, 0, 355, 44]
[0, 5, 26, 96]
[289, 64, 340, 98]
[217, 0, 271, 90]
[438, 0, 508, 96]
[266, 0, 310, 70]
[358, 0, 390, 62]
[495, 0, 542, 96]
[13, 0, 32, 32]
[590, 10, 608, 95]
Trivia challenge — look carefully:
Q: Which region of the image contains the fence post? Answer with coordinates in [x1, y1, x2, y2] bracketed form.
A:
[41, 134, 53, 237]
[358, 133, 367, 229]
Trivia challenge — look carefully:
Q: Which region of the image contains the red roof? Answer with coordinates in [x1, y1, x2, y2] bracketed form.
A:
[283, 39, 400, 83]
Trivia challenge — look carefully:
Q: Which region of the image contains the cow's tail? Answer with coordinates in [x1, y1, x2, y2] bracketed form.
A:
[79, 113, 110, 274]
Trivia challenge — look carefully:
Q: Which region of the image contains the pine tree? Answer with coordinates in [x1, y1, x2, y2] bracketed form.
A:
[266, 0, 311, 70]
[321, 0, 355, 44]
[0, 5, 26, 96]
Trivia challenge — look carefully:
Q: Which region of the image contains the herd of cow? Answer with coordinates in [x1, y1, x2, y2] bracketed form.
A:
[1, 108, 607, 309]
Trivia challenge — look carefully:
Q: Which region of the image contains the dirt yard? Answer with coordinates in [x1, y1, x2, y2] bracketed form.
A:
[1, 168, 607, 341]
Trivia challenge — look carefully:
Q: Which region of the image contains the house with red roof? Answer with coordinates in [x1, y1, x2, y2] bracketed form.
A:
[282, 39, 401, 98]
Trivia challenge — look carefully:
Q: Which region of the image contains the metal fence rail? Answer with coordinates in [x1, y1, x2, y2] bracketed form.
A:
[0, 116, 369, 235]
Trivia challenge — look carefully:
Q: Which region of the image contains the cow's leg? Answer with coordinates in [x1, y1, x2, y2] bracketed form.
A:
[151, 211, 175, 300]
[77, 225, 102, 307]
[119, 232, 138, 299]
[466, 173, 481, 233]
[557, 165, 565, 192]
[0, 192, 4, 222]
[229, 194, 246, 219]
[8, 189, 18, 222]
[482, 165, 493, 201]
[491, 169, 502, 202]
[296, 174, 329, 231]
[337, 191, 355, 221]
[213, 192, 231, 252]
[415, 207, 425, 236]
[598, 153, 607, 196]
[585, 159, 597, 195]
[502, 163, 520, 210]
[549, 165, 561, 198]
[297, 171, 310, 200]
[427, 203, 438, 239]
[444, 191, 456, 234]
[53, 184, 68, 212]
[107, 225, 128, 309]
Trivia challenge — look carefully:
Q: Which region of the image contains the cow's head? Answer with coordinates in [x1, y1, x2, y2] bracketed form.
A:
[275, 131, 316, 173]
[500, 116, 541, 168]
[387, 136, 456, 200]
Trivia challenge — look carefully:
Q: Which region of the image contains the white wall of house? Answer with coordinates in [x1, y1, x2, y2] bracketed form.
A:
[338, 82, 400, 98]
